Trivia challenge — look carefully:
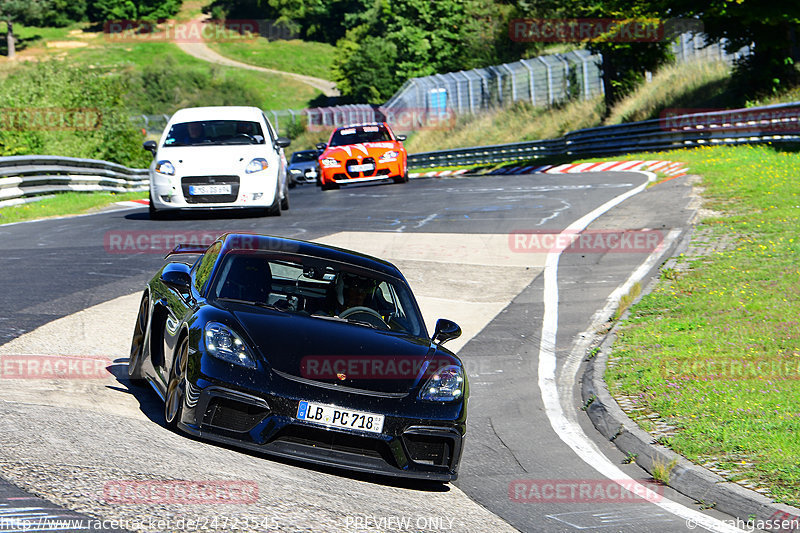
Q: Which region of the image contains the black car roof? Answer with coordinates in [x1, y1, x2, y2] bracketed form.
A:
[218, 233, 404, 279]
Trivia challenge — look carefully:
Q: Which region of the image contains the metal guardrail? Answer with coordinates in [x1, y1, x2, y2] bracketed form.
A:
[1, 103, 798, 208]
[0, 155, 149, 208]
[408, 101, 800, 169]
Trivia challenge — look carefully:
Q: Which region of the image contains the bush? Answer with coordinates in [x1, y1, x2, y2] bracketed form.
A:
[0, 61, 151, 168]
[126, 56, 264, 114]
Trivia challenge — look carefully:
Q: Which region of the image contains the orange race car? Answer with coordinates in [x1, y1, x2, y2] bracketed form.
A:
[316, 123, 408, 190]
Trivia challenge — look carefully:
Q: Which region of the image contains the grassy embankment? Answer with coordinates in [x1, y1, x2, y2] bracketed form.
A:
[597, 144, 800, 506]
[2, 22, 327, 112]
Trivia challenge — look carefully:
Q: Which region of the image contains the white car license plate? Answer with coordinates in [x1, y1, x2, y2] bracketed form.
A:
[297, 401, 384, 434]
[305, 169, 318, 178]
[189, 184, 231, 195]
[347, 163, 374, 173]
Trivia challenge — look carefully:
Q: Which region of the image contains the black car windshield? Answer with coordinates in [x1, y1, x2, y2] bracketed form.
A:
[164, 120, 265, 146]
[290, 151, 319, 163]
[329, 125, 392, 146]
[208, 253, 426, 337]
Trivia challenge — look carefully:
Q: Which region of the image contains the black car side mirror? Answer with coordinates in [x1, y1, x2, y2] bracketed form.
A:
[432, 319, 461, 346]
[160, 262, 191, 292]
[396, 135, 407, 142]
[276, 136, 291, 148]
[143, 140, 157, 157]
[315, 142, 327, 150]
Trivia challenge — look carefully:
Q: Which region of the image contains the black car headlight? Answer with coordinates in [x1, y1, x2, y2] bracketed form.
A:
[418, 365, 465, 402]
[204, 322, 257, 369]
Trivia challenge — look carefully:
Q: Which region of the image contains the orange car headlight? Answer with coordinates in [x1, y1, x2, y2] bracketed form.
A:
[379, 151, 399, 163]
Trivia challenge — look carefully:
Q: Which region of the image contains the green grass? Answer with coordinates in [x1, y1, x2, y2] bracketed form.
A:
[0, 191, 148, 225]
[209, 38, 336, 81]
[68, 42, 322, 111]
[603, 144, 800, 506]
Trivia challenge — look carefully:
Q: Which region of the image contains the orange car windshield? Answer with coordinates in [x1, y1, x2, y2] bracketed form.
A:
[329, 125, 392, 146]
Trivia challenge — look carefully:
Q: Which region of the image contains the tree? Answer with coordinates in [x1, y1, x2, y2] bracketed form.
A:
[87, 0, 182, 22]
[0, 0, 48, 59]
[332, 0, 506, 103]
[532, 0, 673, 112]
[646, 0, 800, 95]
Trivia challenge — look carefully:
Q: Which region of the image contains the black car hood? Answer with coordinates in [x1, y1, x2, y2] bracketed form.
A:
[230, 307, 448, 394]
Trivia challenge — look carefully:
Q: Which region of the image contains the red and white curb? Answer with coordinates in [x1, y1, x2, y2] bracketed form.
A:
[412, 160, 688, 179]
[408, 169, 470, 179]
[115, 199, 150, 207]
[543, 160, 688, 177]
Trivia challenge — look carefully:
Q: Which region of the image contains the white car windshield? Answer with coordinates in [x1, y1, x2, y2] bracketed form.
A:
[164, 120, 266, 146]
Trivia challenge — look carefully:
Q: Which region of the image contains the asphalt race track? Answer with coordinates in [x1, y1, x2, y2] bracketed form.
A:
[0, 172, 746, 532]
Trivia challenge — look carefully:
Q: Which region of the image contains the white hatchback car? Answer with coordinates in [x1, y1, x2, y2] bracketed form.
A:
[143, 106, 291, 218]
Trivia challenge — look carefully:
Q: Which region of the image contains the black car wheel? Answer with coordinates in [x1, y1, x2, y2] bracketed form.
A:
[281, 179, 290, 210]
[393, 168, 409, 184]
[148, 192, 163, 220]
[128, 295, 148, 384]
[165, 336, 188, 429]
[263, 183, 282, 216]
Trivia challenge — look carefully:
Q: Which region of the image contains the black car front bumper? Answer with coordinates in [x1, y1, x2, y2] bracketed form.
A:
[179, 380, 466, 482]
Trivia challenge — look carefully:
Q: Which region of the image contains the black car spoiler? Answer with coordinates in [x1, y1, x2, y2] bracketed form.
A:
[164, 243, 210, 259]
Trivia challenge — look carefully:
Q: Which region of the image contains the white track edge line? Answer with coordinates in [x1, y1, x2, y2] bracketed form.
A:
[537, 171, 746, 533]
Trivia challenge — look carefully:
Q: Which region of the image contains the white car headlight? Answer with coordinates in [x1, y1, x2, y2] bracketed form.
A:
[204, 322, 257, 369]
[246, 158, 269, 174]
[418, 365, 465, 401]
[321, 158, 341, 169]
[379, 151, 399, 162]
[155, 160, 175, 175]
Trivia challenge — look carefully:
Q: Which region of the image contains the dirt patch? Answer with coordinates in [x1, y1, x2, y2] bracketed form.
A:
[45, 41, 89, 49]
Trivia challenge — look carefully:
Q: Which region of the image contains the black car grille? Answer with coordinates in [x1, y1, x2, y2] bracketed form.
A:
[345, 157, 376, 179]
[181, 175, 240, 204]
[203, 396, 269, 432]
[402, 433, 455, 468]
[272, 425, 394, 464]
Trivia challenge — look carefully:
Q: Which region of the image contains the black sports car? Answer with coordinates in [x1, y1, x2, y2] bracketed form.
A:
[128, 233, 468, 481]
